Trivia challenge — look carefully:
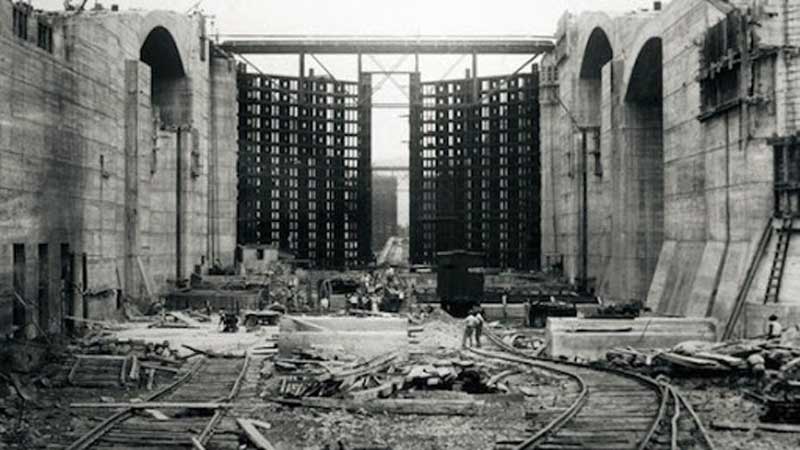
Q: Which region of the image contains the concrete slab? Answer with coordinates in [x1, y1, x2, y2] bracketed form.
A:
[546, 317, 718, 361]
[480, 304, 528, 323]
[278, 315, 408, 359]
[685, 241, 725, 317]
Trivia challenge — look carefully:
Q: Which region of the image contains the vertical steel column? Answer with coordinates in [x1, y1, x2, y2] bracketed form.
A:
[580, 129, 589, 293]
[471, 52, 479, 101]
[299, 53, 306, 103]
[409, 72, 422, 264]
[124, 61, 140, 298]
[358, 72, 373, 265]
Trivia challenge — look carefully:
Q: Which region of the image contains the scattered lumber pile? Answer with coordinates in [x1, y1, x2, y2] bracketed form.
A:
[70, 334, 182, 361]
[65, 335, 185, 388]
[272, 351, 401, 400]
[266, 348, 499, 418]
[608, 333, 800, 423]
[606, 338, 796, 374]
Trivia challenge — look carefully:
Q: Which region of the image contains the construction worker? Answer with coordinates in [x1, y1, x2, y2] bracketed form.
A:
[462, 311, 478, 348]
[473, 306, 485, 348]
[767, 314, 783, 339]
[501, 289, 509, 323]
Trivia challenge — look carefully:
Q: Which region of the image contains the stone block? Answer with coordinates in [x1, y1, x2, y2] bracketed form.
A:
[278, 315, 408, 359]
[546, 317, 718, 361]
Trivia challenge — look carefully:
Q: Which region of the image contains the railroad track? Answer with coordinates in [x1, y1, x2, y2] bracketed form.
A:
[67, 356, 250, 450]
[470, 332, 716, 450]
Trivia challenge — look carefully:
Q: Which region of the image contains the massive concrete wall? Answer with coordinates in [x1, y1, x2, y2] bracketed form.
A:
[541, 0, 793, 330]
[0, 2, 237, 336]
[540, 10, 657, 301]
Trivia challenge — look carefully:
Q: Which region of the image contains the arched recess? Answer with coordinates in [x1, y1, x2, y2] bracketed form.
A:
[623, 37, 665, 302]
[575, 27, 613, 293]
[579, 28, 613, 120]
[140, 26, 190, 126]
[137, 26, 193, 284]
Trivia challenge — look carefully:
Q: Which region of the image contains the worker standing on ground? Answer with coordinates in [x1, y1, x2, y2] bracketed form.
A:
[767, 314, 783, 339]
[501, 289, 509, 323]
[474, 306, 485, 348]
[463, 311, 478, 348]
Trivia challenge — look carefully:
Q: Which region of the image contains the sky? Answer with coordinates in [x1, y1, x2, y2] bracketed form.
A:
[37, 0, 664, 225]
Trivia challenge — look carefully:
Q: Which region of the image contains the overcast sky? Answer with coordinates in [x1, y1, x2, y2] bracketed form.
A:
[37, 0, 664, 225]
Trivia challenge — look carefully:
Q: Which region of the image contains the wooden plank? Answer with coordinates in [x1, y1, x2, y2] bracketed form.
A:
[76, 354, 129, 361]
[236, 419, 277, 450]
[129, 356, 140, 381]
[68, 359, 81, 385]
[146, 368, 155, 391]
[348, 376, 404, 401]
[120, 356, 128, 385]
[275, 397, 484, 416]
[137, 256, 155, 298]
[711, 420, 800, 433]
[143, 409, 170, 421]
[182, 344, 212, 357]
[191, 437, 206, 450]
[139, 363, 181, 373]
[70, 402, 229, 409]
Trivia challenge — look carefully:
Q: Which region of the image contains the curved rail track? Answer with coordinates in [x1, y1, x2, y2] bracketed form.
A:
[67, 356, 250, 450]
[472, 332, 717, 450]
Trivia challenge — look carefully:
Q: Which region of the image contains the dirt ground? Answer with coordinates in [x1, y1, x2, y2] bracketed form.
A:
[3, 314, 800, 450]
[673, 378, 800, 450]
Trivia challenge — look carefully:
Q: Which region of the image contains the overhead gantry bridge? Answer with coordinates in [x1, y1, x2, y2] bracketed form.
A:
[218, 34, 554, 175]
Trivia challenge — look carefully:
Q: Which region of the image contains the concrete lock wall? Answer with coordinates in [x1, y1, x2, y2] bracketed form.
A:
[540, 0, 796, 333]
[0, 3, 237, 337]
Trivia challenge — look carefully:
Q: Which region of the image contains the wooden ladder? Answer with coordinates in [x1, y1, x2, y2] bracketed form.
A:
[764, 217, 794, 304]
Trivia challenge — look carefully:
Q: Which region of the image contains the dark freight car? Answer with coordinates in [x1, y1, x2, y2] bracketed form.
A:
[436, 251, 485, 317]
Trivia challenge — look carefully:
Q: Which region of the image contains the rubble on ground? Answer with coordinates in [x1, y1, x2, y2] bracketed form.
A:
[606, 326, 800, 429]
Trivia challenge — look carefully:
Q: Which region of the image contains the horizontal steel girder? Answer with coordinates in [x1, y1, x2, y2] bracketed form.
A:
[219, 38, 554, 55]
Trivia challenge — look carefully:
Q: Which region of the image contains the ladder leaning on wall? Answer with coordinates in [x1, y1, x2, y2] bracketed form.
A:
[764, 217, 794, 304]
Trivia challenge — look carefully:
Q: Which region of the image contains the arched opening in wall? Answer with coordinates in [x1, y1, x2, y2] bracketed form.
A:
[579, 28, 613, 122]
[140, 26, 189, 126]
[624, 37, 664, 302]
[576, 27, 613, 292]
[139, 26, 192, 284]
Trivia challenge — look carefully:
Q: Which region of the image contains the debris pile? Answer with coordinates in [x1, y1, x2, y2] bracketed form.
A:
[607, 329, 800, 424]
[606, 337, 800, 375]
[61, 334, 186, 389]
[263, 344, 504, 417]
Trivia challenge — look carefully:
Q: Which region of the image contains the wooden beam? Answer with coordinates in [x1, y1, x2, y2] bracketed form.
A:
[275, 397, 484, 416]
[70, 402, 229, 409]
[236, 418, 277, 450]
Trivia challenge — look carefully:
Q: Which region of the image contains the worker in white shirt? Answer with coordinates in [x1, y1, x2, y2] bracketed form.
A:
[501, 289, 509, 323]
[767, 314, 783, 339]
[473, 306, 485, 348]
[462, 311, 479, 348]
